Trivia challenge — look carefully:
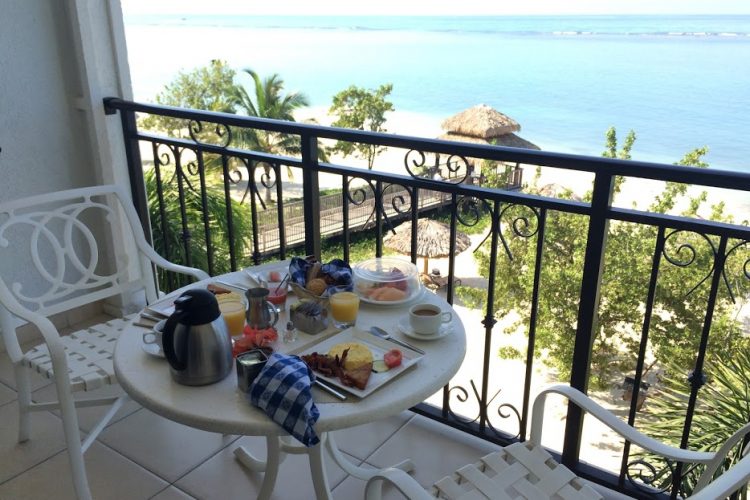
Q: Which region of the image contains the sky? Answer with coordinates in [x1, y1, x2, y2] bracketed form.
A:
[121, 0, 750, 17]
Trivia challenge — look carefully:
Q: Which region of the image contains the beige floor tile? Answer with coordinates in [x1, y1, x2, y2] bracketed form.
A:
[0, 441, 168, 500]
[0, 401, 68, 484]
[33, 383, 142, 433]
[0, 381, 17, 406]
[365, 414, 500, 488]
[330, 410, 414, 461]
[151, 485, 199, 500]
[97, 408, 238, 482]
[175, 435, 357, 500]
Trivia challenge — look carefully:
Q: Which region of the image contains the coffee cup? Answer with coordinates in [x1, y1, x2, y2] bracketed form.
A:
[143, 319, 166, 353]
[408, 303, 452, 335]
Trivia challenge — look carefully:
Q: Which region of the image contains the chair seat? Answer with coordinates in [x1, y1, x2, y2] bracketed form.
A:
[22, 315, 135, 392]
[430, 442, 602, 500]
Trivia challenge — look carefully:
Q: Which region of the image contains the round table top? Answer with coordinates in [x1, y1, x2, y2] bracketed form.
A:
[113, 269, 466, 436]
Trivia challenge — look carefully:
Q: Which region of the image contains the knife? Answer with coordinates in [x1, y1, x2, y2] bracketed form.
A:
[214, 279, 249, 293]
[314, 379, 347, 401]
[369, 326, 425, 355]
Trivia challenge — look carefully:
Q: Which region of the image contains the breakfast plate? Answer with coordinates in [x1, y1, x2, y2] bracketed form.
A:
[397, 318, 452, 341]
[294, 327, 423, 398]
[357, 285, 424, 306]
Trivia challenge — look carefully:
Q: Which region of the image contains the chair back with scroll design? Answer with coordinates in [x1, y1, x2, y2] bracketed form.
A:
[0, 184, 207, 500]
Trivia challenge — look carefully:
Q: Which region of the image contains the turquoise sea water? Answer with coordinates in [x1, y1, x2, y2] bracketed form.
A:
[124, 15, 750, 173]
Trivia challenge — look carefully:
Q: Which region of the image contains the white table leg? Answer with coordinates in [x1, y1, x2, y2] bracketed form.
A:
[325, 432, 415, 480]
[234, 436, 285, 500]
[308, 435, 333, 500]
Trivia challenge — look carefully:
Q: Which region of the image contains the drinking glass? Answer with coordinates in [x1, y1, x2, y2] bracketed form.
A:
[217, 293, 246, 337]
[329, 291, 360, 329]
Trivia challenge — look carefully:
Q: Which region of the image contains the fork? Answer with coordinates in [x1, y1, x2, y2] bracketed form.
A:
[369, 327, 425, 355]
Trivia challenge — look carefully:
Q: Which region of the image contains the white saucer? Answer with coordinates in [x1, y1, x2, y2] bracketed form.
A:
[142, 342, 165, 359]
[397, 318, 452, 341]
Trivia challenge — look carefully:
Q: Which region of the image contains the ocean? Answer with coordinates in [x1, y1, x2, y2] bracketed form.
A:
[123, 15, 750, 173]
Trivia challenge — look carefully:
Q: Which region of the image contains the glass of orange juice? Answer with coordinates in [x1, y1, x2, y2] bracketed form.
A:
[329, 291, 360, 329]
[217, 293, 246, 337]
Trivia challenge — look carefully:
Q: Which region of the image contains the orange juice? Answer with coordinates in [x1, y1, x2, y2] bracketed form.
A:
[329, 292, 360, 327]
[218, 294, 246, 337]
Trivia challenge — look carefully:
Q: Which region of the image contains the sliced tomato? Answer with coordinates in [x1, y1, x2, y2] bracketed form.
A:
[383, 349, 403, 368]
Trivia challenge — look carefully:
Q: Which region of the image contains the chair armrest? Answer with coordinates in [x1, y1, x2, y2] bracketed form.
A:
[365, 468, 433, 500]
[531, 385, 714, 465]
[689, 451, 750, 499]
[139, 243, 210, 281]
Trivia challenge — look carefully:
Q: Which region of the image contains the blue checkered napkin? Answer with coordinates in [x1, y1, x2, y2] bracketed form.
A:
[248, 353, 320, 447]
[289, 257, 353, 297]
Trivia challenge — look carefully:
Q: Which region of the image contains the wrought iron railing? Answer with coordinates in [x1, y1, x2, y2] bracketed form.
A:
[104, 97, 750, 498]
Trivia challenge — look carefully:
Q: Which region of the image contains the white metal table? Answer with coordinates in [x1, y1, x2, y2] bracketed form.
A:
[113, 267, 466, 499]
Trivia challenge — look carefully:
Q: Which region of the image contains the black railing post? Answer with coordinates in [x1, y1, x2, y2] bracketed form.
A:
[301, 134, 321, 258]
[111, 103, 152, 243]
[562, 172, 615, 467]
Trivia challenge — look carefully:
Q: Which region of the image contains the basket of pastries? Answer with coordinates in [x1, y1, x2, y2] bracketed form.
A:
[289, 256, 354, 305]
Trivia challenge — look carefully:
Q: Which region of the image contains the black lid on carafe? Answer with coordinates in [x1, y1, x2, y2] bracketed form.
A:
[173, 288, 221, 325]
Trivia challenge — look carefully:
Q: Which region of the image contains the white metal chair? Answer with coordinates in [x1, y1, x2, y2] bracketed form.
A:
[0, 185, 208, 500]
[365, 385, 750, 500]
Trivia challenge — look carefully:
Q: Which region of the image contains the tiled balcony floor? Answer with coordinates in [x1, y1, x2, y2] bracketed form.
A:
[0, 348, 500, 500]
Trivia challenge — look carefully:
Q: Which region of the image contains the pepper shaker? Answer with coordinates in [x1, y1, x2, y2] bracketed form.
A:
[283, 321, 298, 343]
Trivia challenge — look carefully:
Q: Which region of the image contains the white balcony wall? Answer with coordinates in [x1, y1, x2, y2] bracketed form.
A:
[0, 0, 143, 342]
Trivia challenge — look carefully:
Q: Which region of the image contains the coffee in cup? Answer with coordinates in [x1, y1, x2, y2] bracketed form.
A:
[408, 303, 452, 335]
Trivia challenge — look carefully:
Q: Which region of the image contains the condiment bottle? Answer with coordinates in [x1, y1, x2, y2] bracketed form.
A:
[283, 321, 298, 344]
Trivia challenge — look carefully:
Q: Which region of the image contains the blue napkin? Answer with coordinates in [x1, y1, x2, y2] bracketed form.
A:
[289, 257, 353, 297]
[248, 353, 320, 447]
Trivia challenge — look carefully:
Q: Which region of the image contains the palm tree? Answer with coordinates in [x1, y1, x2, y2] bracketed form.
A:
[233, 69, 310, 202]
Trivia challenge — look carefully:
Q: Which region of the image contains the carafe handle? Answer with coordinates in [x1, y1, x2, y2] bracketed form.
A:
[163, 297, 190, 371]
[266, 300, 279, 328]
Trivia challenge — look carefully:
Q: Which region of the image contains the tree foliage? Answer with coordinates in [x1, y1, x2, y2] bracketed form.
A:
[328, 84, 394, 169]
[140, 60, 238, 136]
[233, 69, 313, 199]
[233, 69, 310, 156]
[465, 129, 747, 387]
[635, 350, 750, 496]
[145, 170, 253, 291]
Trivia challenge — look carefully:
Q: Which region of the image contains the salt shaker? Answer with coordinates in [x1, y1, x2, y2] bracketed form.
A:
[283, 321, 298, 343]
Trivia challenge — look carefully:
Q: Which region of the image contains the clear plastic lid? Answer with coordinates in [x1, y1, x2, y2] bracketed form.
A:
[353, 257, 418, 282]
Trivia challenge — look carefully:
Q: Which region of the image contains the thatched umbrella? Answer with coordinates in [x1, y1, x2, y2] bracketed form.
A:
[437, 132, 540, 150]
[384, 219, 471, 275]
[439, 104, 540, 150]
[441, 104, 521, 138]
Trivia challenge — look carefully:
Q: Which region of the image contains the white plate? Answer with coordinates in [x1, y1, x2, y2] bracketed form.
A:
[142, 342, 165, 359]
[397, 318, 452, 341]
[244, 265, 292, 291]
[357, 285, 424, 306]
[296, 328, 423, 398]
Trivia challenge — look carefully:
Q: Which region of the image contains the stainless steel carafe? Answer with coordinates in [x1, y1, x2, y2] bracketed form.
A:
[162, 289, 232, 386]
[244, 287, 279, 330]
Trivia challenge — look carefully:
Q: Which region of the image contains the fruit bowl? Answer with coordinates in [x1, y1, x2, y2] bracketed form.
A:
[353, 257, 421, 305]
